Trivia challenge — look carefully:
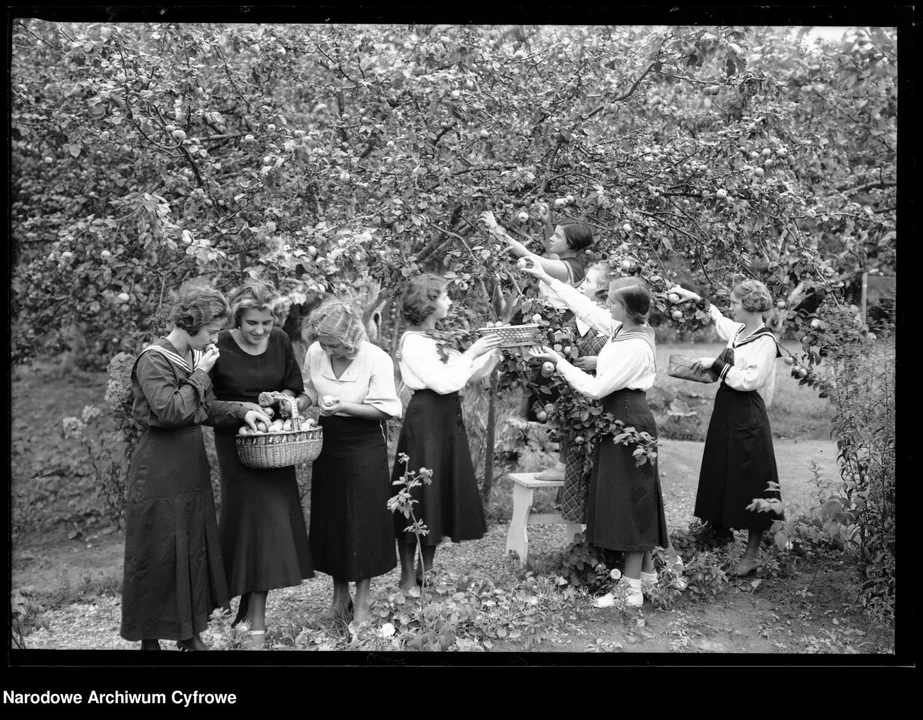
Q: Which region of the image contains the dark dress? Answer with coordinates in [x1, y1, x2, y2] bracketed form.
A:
[584, 330, 670, 553]
[694, 330, 782, 531]
[560, 321, 609, 523]
[209, 328, 313, 601]
[392, 390, 488, 545]
[310, 415, 397, 580]
[121, 340, 242, 642]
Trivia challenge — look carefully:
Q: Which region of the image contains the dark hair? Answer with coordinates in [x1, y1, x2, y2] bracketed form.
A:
[562, 223, 594, 252]
[228, 280, 285, 328]
[608, 281, 652, 325]
[169, 284, 231, 335]
[401, 274, 447, 324]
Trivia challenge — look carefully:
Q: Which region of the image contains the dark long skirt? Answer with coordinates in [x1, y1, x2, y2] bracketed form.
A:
[310, 416, 397, 580]
[391, 390, 487, 545]
[121, 425, 230, 642]
[587, 389, 670, 552]
[214, 431, 313, 599]
[694, 384, 782, 531]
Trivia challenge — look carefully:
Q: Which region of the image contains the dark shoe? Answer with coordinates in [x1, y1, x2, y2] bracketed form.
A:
[140, 639, 161, 651]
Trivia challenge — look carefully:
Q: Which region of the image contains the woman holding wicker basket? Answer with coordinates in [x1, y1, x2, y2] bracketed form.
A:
[210, 281, 314, 648]
[301, 299, 403, 624]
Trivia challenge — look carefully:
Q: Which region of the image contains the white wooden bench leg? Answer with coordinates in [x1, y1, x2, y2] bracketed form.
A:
[565, 522, 584, 545]
[506, 483, 534, 564]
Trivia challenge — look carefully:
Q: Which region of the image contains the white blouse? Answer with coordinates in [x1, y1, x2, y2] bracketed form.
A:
[546, 278, 615, 337]
[398, 332, 500, 395]
[303, 340, 403, 418]
[708, 305, 778, 407]
[557, 329, 656, 400]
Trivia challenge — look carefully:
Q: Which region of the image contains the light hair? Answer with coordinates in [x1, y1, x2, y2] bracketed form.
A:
[301, 299, 367, 359]
[732, 279, 773, 313]
[227, 281, 286, 328]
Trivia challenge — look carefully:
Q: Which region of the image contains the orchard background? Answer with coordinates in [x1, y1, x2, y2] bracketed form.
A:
[9, 18, 901, 645]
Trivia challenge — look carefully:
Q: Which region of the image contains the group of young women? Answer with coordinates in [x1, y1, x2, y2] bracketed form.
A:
[120, 206, 782, 649]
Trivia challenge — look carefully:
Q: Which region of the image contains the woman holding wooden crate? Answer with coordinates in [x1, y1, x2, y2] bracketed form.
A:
[301, 299, 403, 624]
[390, 274, 503, 592]
[210, 281, 314, 648]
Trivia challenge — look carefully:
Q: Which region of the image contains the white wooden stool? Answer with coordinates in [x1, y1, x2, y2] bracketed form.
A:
[505, 473, 584, 565]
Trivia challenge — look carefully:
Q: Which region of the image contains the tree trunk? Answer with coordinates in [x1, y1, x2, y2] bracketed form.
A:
[481, 369, 498, 503]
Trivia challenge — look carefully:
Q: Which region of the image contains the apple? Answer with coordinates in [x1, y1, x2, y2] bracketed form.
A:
[763, 158, 774, 168]
[536, 411, 548, 422]
[244, 134, 255, 143]
[61, 250, 74, 260]
[516, 257, 531, 270]
[620, 259, 632, 272]
[622, 223, 632, 233]
[574, 436, 585, 444]
[172, 129, 187, 142]
[44, 156, 53, 164]
[762, 148, 772, 157]
[322, 395, 336, 408]
[553, 343, 563, 352]
[776, 300, 786, 309]
[563, 346, 572, 357]
[866, 332, 877, 342]
[118, 292, 131, 303]
[165, 124, 177, 133]
[100, 250, 112, 260]
[541, 361, 555, 378]
[716, 189, 728, 200]
[267, 123, 276, 132]
[797, 368, 808, 378]
[753, 167, 765, 178]
[672, 310, 683, 321]
[554, 198, 566, 208]
[339, 171, 351, 182]
[386, 140, 394, 147]
[668, 293, 680, 304]
[674, 84, 684, 94]
[783, 356, 794, 366]
[565, 194, 575, 204]
[450, 89, 461, 99]
[479, 129, 489, 139]
[518, 211, 529, 223]
[532, 313, 543, 324]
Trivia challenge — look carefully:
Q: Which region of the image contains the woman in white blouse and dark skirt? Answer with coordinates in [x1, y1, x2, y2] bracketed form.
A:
[302, 300, 403, 624]
[669, 280, 782, 577]
[528, 274, 670, 609]
[390, 274, 502, 592]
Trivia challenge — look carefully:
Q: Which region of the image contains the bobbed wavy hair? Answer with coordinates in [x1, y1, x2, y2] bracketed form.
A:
[301, 299, 368, 359]
[732, 279, 773, 313]
[585, 261, 616, 303]
[169, 284, 231, 335]
[401, 273, 448, 325]
[227, 280, 286, 328]
[608, 279, 652, 325]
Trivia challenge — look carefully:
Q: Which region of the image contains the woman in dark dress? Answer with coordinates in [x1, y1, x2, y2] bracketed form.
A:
[121, 284, 269, 651]
[210, 281, 314, 648]
[301, 300, 403, 624]
[669, 280, 782, 577]
[390, 274, 502, 591]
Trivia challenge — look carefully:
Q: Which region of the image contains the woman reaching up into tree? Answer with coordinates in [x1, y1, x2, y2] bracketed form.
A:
[120, 283, 270, 651]
[668, 280, 782, 577]
[390, 273, 503, 592]
[480, 205, 595, 480]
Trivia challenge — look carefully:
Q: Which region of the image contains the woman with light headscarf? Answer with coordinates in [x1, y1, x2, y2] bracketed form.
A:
[301, 300, 402, 624]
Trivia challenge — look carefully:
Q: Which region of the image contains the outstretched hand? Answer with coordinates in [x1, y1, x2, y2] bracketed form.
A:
[528, 345, 562, 366]
[479, 210, 501, 233]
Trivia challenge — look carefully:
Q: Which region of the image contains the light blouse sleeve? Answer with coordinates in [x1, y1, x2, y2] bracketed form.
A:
[708, 303, 744, 342]
[301, 343, 321, 406]
[556, 339, 651, 400]
[714, 335, 778, 393]
[546, 278, 614, 337]
[363, 346, 403, 419]
[400, 333, 476, 395]
[468, 350, 501, 384]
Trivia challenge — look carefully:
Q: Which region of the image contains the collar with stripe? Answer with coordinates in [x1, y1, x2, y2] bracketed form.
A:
[140, 342, 204, 373]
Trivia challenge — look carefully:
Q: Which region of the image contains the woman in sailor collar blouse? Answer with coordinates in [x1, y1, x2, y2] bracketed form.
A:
[302, 299, 403, 624]
[669, 280, 782, 578]
[528, 274, 671, 609]
[120, 284, 269, 651]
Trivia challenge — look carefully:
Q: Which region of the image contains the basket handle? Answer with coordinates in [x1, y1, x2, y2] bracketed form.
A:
[280, 394, 302, 431]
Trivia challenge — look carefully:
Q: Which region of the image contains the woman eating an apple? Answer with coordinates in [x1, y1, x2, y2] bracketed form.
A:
[121, 283, 270, 651]
[209, 280, 314, 648]
[526, 274, 670, 610]
[667, 280, 782, 577]
[301, 299, 403, 623]
[389, 274, 502, 592]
